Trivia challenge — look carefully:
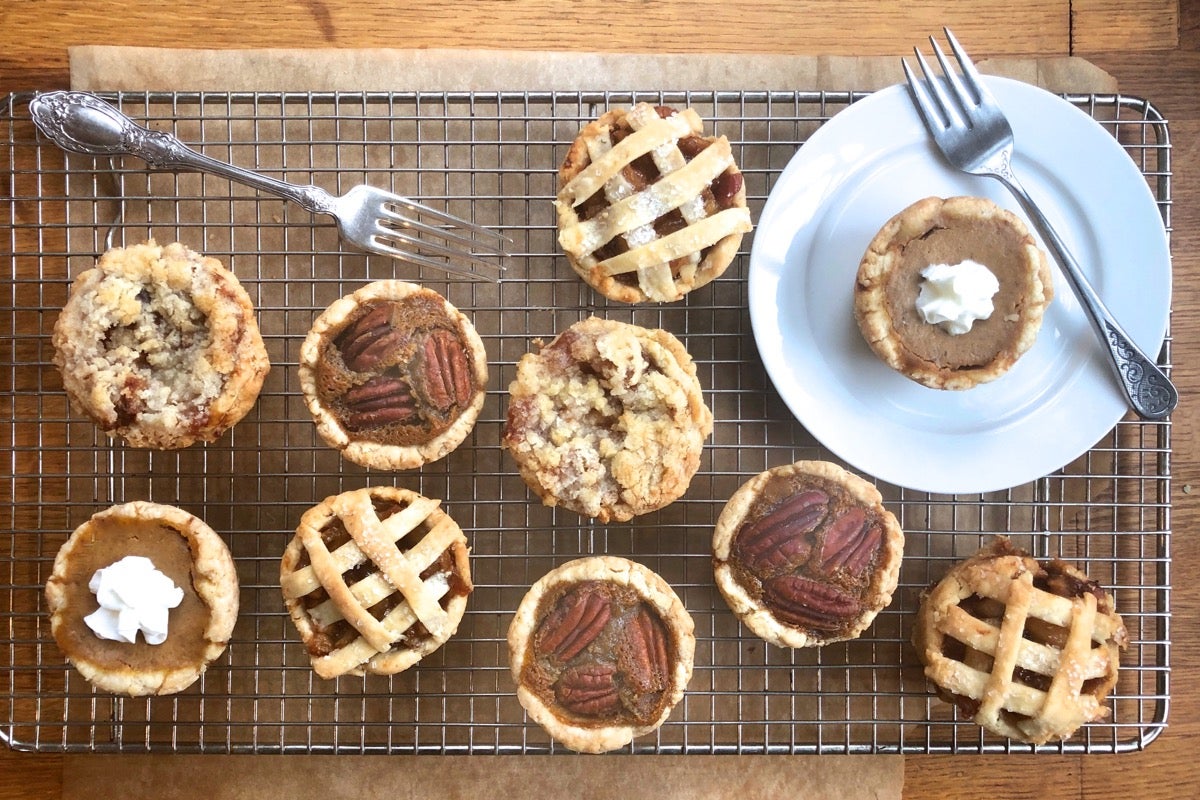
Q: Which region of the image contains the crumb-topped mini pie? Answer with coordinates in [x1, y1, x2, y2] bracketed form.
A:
[52, 240, 269, 448]
[854, 196, 1053, 390]
[299, 280, 488, 470]
[501, 316, 713, 522]
[913, 538, 1127, 745]
[713, 460, 904, 649]
[508, 556, 696, 753]
[44, 501, 239, 696]
[556, 102, 753, 303]
[280, 486, 473, 679]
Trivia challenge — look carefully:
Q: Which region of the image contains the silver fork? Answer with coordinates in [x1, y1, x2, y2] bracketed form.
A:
[28, 91, 507, 282]
[903, 29, 1177, 420]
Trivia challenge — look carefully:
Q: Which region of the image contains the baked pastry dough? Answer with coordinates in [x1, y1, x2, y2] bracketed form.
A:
[508, 556, 695, 753]
[502, 316, 713, 522]
[556, 102, 753, 303]
[913, 539, 1127, 745]
[280, 486, 472, 678]
[713, 460, 904, 648]
[45, 501, 239, 696]
[299, 280, 488, 470]
[854, 196, 1053, 389]
[52, 240, 269, 448]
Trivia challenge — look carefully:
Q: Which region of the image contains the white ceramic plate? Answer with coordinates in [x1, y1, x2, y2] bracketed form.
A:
[748, 77, 1170, 495]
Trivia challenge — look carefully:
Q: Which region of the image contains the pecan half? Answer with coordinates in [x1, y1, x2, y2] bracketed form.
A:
[555, 663, 621, 717]
[761, 575, 861, 632]
[818, 508, 883, 577]
[335, 304, 404, 372]
[618, 606, 670, 694]
[411, 328, 474, 412]
[733, 489, 828, 578]
[342, 375, 416, 429]
[535, 585, 612, 662]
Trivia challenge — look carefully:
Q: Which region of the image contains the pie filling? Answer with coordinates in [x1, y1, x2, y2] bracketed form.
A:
[316, 295, 479, 446]
[728, 473, 887, 637]
[521, 580, 676, 728]
[295, 498, 471, 657]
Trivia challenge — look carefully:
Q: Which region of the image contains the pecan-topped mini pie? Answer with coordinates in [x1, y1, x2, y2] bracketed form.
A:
[502, 316, 713, 522]
[299, 280, 488, 470]
[713, 460, 904, 649]
[556, 102, 753, 303]
[913, 538, 1127, 745]
[508, 556, 696, 753]
[44, 501, 239, 696]
[280, 486, 473, 678]
[854, 196, 1053, 390]
[52, 240, 269, 448]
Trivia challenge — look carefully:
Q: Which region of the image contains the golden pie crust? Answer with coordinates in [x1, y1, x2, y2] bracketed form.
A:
[299, 280, 488, 470]
[507, 556, 696, 753]
[854, 196, 1053, 390]
[52, 240, 269, 448]
[44, 501, 239, 696]
[913, 538, 1128, 745]
[280, 486, 473, 678]
[713, 460, 904, 649]
[556, 102, 753, 303]
[501, 316, 713, 522]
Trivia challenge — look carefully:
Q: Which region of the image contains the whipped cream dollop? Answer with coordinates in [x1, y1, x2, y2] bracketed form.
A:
[915, 260, 1000, 335]
[85, 556, 184, 645]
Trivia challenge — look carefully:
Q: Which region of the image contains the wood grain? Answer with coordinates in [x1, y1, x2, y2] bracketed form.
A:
[1, 2, 1197, 799]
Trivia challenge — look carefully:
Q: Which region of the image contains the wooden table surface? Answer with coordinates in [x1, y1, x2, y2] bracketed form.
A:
[1, 2, 1195, 797]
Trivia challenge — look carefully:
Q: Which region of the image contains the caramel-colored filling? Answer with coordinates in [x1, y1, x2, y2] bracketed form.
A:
[521, 580, 675, 729]
[53, 517, 212, 670]
[884, 217, 1031, 371]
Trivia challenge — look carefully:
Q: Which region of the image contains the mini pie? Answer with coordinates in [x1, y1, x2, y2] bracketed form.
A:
[299, 280, 488, 470]
[913, 538, 1128, 745]
[556, 102, 753, 303]
[507, 556, 696, 753]
[44, 501, 239, 696]
[713, 460, 904, 649]
[52, 239, 269, 448]
[501, 316, 713, 522]
[280, 486, 473, 679]
[854, 196, 1053, 390]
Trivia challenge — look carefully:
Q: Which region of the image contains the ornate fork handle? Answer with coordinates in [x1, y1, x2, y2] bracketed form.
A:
[29, 90, 336, 215]
[983, 156, 1177, 420]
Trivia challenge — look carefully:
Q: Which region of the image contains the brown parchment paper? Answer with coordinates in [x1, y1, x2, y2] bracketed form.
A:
[58, 47, 1115, 800]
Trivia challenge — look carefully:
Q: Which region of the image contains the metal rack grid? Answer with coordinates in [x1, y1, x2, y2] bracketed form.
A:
[0, 89, 1171, 755]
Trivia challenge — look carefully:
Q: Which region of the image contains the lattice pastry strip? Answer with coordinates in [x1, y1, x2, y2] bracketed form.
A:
[556, 102, 752, 304]
[281, 486, 472, 678]
[913, 541, 1126, 745]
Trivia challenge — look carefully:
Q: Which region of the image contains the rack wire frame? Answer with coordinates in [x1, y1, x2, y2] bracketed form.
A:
[0, 89, 1171, 755]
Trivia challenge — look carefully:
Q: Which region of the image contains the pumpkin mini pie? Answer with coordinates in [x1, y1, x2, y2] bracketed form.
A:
[280, 486, 473, 679]
[52, 239, 269, 448]
[44, 501, 240, 696]
[299, 280, 488, 470]
[913, 538, 1127, 745]
[854, 196, 1053, 390]
[556, 102, 753, 303]
[508, 556, 696, 753]
[501, 316, 713, 523]
[713, 460, 904, 649]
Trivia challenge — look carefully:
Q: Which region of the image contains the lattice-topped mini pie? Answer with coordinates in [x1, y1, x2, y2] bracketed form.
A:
[280, 486, 473, 678]
[913, 538, 1128, 745]
[556, 102, 753, 303]
[508, 556, 696, 753]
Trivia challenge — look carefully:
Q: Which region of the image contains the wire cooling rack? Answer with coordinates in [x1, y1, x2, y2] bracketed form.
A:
[0, 90, 1171, 754]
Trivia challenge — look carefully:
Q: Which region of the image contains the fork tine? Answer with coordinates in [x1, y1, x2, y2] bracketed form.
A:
[384, 195, 510, 246]
[365, 236, 505, 282]
[912, 46, 965, 130]
[943, 27, 988, 104]
[376, 203, 511, 256]
[929, 36, 976, 117]
[901, 58, 946, 132]
[371, 221, 506, 275]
